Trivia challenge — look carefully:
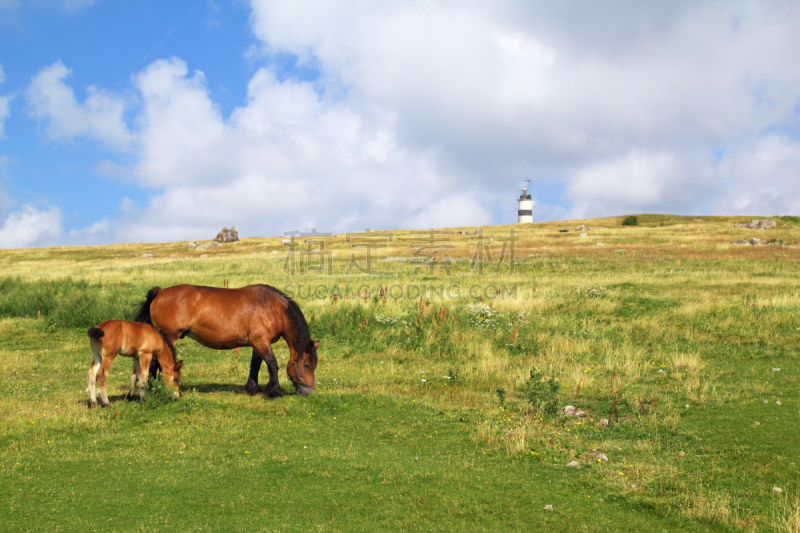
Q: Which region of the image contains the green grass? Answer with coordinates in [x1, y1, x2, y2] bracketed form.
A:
[1, 214, 799, 531]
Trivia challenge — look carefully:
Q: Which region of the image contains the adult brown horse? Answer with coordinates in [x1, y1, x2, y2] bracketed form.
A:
[134, 284, 318, 397]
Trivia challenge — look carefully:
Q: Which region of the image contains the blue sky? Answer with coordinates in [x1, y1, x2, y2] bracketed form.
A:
[1, 1, 257, 234]
[1, 1, 799, 247]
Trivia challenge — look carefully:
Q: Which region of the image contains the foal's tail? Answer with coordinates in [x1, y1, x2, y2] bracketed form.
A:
[134, 287, 161, 324]
[87, 326, 105, 339]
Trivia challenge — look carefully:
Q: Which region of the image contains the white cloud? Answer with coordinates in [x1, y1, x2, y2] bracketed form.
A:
[25, 61, 132, 150]
[0, 203, 62, 248]
[714, 135, 800, 215]
[61, 0, 95, 13]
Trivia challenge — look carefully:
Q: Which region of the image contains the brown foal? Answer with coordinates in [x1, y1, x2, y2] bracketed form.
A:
[86, 320, 183, 407]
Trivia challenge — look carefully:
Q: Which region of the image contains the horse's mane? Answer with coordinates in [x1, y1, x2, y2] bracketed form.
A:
[261, 285, 315, 361]
[157, 330, 177, 363]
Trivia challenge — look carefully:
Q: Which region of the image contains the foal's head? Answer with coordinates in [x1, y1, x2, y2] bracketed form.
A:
[287, 340, 318, 396]
[161, 359, 184, 395]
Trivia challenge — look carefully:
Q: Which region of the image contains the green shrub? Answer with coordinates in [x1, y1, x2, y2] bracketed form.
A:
[0, 277, 133, 328]
[621, 215, 639, 226]
[519, 369, 560, 417]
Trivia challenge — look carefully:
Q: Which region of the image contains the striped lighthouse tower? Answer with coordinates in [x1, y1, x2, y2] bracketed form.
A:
[517, 180, 533, 224]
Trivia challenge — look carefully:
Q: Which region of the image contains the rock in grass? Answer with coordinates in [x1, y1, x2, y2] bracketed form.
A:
[749, 237, 765, 245]
[678, 451, 686, 457]
[596, 419, 609, 426]
[753, 421, 760, 425]
[214, 226, 239, 243]
[140, 254, 152, 258]
[594, 453, 608, 463]
[186, 241, 197, 247]
[773, 368, 781, 372]
[544, 504, 553, 510]
[731, 240, 748, 245]
[567, 461, 580, 467]
[580, 232, 588, 237]
[773, 487, 783, 493]
[776, 401, 782, 406]
[576, 224, 590, 231]
[735, 219, 777, 230]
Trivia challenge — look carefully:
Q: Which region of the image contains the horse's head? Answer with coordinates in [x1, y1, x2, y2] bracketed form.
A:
[287, 341, 318, 396]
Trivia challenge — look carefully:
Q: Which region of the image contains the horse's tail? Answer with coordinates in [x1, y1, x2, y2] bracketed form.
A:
[87, 326, 105, 339]
[134, 287, 161, 324]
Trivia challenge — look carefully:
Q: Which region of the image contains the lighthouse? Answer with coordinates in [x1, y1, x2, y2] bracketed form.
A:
[517, 180, 533, 224]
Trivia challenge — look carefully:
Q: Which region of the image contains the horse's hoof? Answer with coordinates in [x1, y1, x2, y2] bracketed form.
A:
[267, 386, 283, 398]
[244, 379, 262, 396]
[88, 400, 97, 408]
[101, 402, 111, 408]
[124, 394, 135, 402]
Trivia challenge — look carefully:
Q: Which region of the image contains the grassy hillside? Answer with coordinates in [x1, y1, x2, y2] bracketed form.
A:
[1, 214, 799, 532]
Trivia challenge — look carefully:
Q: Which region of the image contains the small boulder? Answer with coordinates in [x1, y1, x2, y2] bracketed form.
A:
[214, 226, 239, 243]
[564, 405, 576, 415]
[576, 224, 590, 231]
[543, 504, 553, 510]
[567, 461, 580, 467]
[186, 241, 198, 248]
[749, 238, 765, 245]
[773, 487, 783, 493]
[735, 219, 777, 230]
[753, 421, 760, 425]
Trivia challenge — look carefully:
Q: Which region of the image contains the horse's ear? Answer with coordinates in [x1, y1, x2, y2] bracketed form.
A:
[313, 341, 319, 350]
[174, 361, 184, 371]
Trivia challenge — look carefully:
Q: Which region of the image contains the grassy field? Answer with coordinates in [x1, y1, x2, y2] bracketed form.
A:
[1, 214, 799, 532]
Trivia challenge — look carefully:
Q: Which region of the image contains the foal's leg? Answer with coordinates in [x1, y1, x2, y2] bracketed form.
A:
[126, 358, 141, 401]
[86, 346, 103, 408]
[96, 352, 116, 407]
[138, 352, 152, 401]
[254, 342, 282, 398]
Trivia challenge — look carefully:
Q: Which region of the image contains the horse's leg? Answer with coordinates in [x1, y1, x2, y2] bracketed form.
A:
[96, 352, 116, 407]
[244, 350, 263, 395]
[126, 358, 141, 401]
[86, 346, 102, 408]
[254, 343, 282, 398]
